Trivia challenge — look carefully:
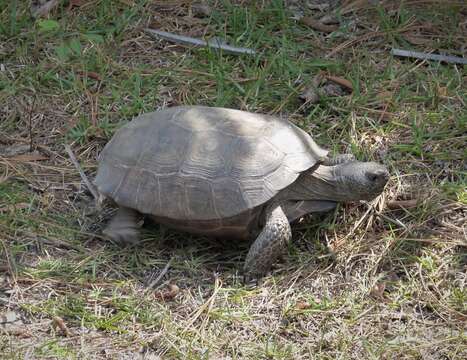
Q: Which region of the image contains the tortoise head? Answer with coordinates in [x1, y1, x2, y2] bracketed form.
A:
[332, 161, 389, 201]
[285, 160, 389, 203]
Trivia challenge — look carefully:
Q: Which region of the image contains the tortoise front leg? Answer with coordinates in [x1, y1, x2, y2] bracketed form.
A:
[243, 204, 292, 278]
[102, 207, 142, 245]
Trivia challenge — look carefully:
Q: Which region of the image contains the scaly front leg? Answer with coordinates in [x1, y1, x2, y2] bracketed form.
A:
[243, 204, 292, 279]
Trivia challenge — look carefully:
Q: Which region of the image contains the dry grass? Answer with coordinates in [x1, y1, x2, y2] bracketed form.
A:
[0, 1, 466, 359]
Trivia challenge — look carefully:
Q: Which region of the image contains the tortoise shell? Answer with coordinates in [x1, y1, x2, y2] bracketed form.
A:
[94, 106, 328, 221]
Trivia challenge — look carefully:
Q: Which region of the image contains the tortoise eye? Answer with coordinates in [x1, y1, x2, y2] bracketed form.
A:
[365, 170, 389, 182]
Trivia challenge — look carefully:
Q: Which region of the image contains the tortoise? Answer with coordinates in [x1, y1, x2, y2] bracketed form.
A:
[94, 106, 389, 277]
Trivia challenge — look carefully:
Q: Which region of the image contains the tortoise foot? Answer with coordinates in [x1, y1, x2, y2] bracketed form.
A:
[103, 226, 140, 245]
[102, 207, 141, 245]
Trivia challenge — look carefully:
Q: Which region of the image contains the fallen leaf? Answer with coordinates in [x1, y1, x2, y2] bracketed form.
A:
[319, 14, 339, 25]
[387, 199, 419, 210]
[76, 70, 102, 81]
[300, 17, 338, 33]
[299, 72, 325, 104]
[370, 282, 386, 300]
[295, 301, 312, 310]
[154, 283, 180, 301]
[52, 316, 73, 337]
[325, 75, 353, 91]
[437, 86, 448, 97]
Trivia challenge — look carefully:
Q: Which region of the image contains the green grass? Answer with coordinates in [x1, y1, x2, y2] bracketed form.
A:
[1, 1, 466, 359]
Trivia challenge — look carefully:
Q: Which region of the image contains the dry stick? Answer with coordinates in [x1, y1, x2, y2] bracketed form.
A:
[326, 23, 418, 58]
[28, 97, 36, 152]
[144, 28, 257, 56]
[147, 258, 173, 290]
[326, 31, 382, 58]
[387, 199, 419, 210]
[391, 48, 467, 65]
[133, 258, 174, 312]
[64, 144, 101, 205]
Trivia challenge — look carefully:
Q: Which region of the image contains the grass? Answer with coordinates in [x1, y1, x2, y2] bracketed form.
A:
[1, 0, 466, 359]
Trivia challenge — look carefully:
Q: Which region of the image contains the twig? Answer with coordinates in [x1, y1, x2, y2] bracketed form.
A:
[326, 23, 418, 58]
[147, 258, 173, 290]
[64, 144, 101, 205]
[377, 212, 408, 231]
[391, 48, 467, 65]
[144, 28, 257, 56]
[353, 305, 376, 321]
[28, 97, 36, 152]
[182, 276, 222, 334]
[387, 199, 419, 210]
[38, 236, 85, 251]
[133, 258, 174, 311]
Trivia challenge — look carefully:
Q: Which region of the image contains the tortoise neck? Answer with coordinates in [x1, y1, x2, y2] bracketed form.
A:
[282, 166, 351, 202]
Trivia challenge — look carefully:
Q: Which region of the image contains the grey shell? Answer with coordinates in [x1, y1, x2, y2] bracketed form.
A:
[94, 106, 328, 221]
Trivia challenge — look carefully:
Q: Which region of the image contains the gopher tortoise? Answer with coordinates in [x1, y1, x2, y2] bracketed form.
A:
[94, 106, 389, 277]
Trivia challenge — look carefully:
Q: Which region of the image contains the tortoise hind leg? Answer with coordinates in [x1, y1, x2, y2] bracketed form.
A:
[243, 204, 291, 279]
[102, 207, 141, 245]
